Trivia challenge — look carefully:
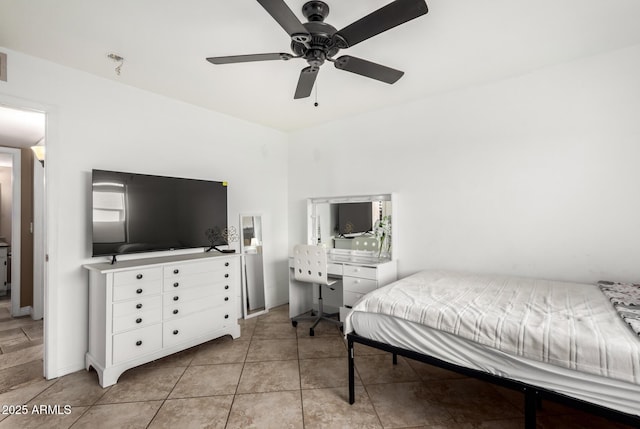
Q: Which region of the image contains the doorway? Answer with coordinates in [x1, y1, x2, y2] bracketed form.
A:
[0, 104, 45, 389]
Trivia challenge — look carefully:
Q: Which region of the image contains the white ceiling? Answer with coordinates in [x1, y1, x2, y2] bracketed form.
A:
[0, 105, 45, 148]
[1, 0, 640, 131]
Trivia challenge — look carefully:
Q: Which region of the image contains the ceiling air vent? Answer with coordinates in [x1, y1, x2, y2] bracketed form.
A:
[0, 52, 7, 82]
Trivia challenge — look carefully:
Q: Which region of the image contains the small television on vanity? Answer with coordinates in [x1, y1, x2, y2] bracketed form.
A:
[91, 169, 228, 257]
[337, 202, 374, 236]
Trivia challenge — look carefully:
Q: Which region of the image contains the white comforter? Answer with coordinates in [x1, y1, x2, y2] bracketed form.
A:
[345, 270, 640, 385]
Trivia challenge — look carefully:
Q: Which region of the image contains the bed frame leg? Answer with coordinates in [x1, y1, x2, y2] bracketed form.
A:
[348, 336, 355, 404]
[524, 387, 537, 429]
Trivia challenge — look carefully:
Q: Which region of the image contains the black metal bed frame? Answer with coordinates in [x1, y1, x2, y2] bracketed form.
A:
[347, 332, 640, 429]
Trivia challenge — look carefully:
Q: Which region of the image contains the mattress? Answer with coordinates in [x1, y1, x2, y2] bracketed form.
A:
[345, 270, 640, 415]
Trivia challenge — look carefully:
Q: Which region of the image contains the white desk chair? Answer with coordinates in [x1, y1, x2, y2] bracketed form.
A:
[291, 244, 342, 336]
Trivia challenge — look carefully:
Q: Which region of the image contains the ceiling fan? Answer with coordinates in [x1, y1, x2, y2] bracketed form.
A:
[206, 0, 429, 99]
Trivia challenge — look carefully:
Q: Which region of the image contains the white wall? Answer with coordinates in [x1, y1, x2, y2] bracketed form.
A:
[0, 48, 290, 377]
[289, 44, 640, 284]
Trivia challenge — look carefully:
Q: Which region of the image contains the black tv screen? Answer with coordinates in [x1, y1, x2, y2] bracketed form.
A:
[91, 169, 228, 257]
[337, 202, 373, 235]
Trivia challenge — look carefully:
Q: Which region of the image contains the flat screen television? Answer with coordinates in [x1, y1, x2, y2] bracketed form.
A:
[91, 169, 228, 257]
[337, 202, 373, 236]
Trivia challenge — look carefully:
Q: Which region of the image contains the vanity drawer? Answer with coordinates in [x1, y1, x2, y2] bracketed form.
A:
[343, 276, 377, 294]
[164, 259, 234, 278]
[112, 324, 162, 364]
[113, 280, 162, 302]
[114, 267, 162, 286]
[163, 305, 233, 348]
[343, 265, 377, 280]
[113, 295, 162, 317]
[163, 284, 229, 307]
[113, 306, 163, 333]
[327, 263, 343, 276]
[343, 290, 366, 307]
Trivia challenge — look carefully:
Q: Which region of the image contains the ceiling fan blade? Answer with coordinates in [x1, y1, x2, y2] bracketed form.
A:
[257, 0, 311, 42]
[334, 55, 404, 84]
[294, 66, 319, 99]
[334, 0, 428, 48]
[206, 53, 294, 65]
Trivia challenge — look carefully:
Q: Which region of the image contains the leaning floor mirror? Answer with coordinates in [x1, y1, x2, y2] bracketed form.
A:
[240, 214, 267, 318]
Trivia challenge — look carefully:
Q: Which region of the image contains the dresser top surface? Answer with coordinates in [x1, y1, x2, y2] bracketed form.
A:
[84, 251, 239, 273]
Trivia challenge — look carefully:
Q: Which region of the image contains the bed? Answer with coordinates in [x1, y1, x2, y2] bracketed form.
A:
[344, 270, 640, 428]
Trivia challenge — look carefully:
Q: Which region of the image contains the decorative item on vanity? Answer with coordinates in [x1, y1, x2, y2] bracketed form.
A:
[373, 215, 392, 258]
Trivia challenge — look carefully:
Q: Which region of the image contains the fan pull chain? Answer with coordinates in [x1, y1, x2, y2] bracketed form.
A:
[314, 81, 319, 107]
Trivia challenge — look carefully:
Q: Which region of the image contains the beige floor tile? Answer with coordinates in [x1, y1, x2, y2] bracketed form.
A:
[0, 327, 25, 342]
[0, 360, 44, 393]
[31, 370, 107, 407]
[427, 378, 522, 423]
[1, 338, 43, 355]
[0, 377, 57, 422]
[256, 309, 291, 324]
[353, 342, 389, 356]
[169, 363, 243, 398]
[237, 360, 300, 393]
[0, 344, 44, 371]
[237, 319, 257, 340]
[21, 324, 43, 342]
[72, 401, 162, 429]
[142, 346, 196, 368]
[97, 365, 186, 404]
[355, 354, 419, 385]
[190, 337, 249, 365]
[252, 322, 297, 340]
[246, 339, 297, 362]
[366, 381, 455, 427]
[294, 319, 342, 338]
[148, 395, 234, 429]
[297, 336, 346, 360]
[302, 386, 381, 429]
[226, 390, 303, 429]
[0, 405, 87, 429]
[299, 357, 360, 389]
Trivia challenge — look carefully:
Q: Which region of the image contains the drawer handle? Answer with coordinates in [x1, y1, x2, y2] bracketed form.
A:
[136, 318, 142, 324]
[173, 269, 179, 274]
[136, 274, 143, 280]
[136, 288, 143, 294]
[225, 262, 229, 267]
[136, 340, 142, 346]
[224, 273, 229, 278]
[224, 297, 229, 301]
[173, 296, 179, 301]
[136, 303, 142, 309]
[173, 309, 179, 315]
[224, 314, 229, 319]
[173, 330, 179, 335]
[173, 282, 179, 288]
[224, 285, 229, 290]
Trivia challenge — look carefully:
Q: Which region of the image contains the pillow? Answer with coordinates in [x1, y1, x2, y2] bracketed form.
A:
[598, 280, 640, 336]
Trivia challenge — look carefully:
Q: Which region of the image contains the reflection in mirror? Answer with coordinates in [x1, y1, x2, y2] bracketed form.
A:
[309, 194, 394, 260]
[240, 214, 267, 318]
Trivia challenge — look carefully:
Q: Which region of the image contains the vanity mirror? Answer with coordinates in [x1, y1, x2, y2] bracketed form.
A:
[240, 214, 267, 318]
[307, 194, 396, 261]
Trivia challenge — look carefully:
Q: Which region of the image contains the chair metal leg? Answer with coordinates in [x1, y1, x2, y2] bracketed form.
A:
[291, 283, 342, 335]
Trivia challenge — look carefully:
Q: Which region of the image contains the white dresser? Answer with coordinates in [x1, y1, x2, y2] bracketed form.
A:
[84, 252, 240, 387]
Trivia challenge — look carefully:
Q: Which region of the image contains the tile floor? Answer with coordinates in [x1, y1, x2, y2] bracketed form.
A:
[0, 303, 636, 428]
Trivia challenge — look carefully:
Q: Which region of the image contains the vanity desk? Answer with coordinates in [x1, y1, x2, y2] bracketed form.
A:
[289, 193, 398, 322]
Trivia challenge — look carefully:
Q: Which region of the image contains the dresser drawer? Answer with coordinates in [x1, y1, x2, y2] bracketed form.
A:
[343, 265, 377, 280]
[113, 295, 162, 317]
[163, 305, 233, 348]
[343, 290, 366, 307]
[113, 306, 163, 334]
[113, 267, 162, 286]
[163, 270, 234, 292]
[163, 284, 230, 307]
[164, 294, 232, 320]
[113, 280, 162, 302]
[112, 324, 162, 364]
[164, 258, 234, 279]
[343, 276, 377, 294]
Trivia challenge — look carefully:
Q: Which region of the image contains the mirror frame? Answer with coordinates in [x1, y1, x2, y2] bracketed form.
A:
[239, 213, 268, 319]
[306, 193, 397, 261]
